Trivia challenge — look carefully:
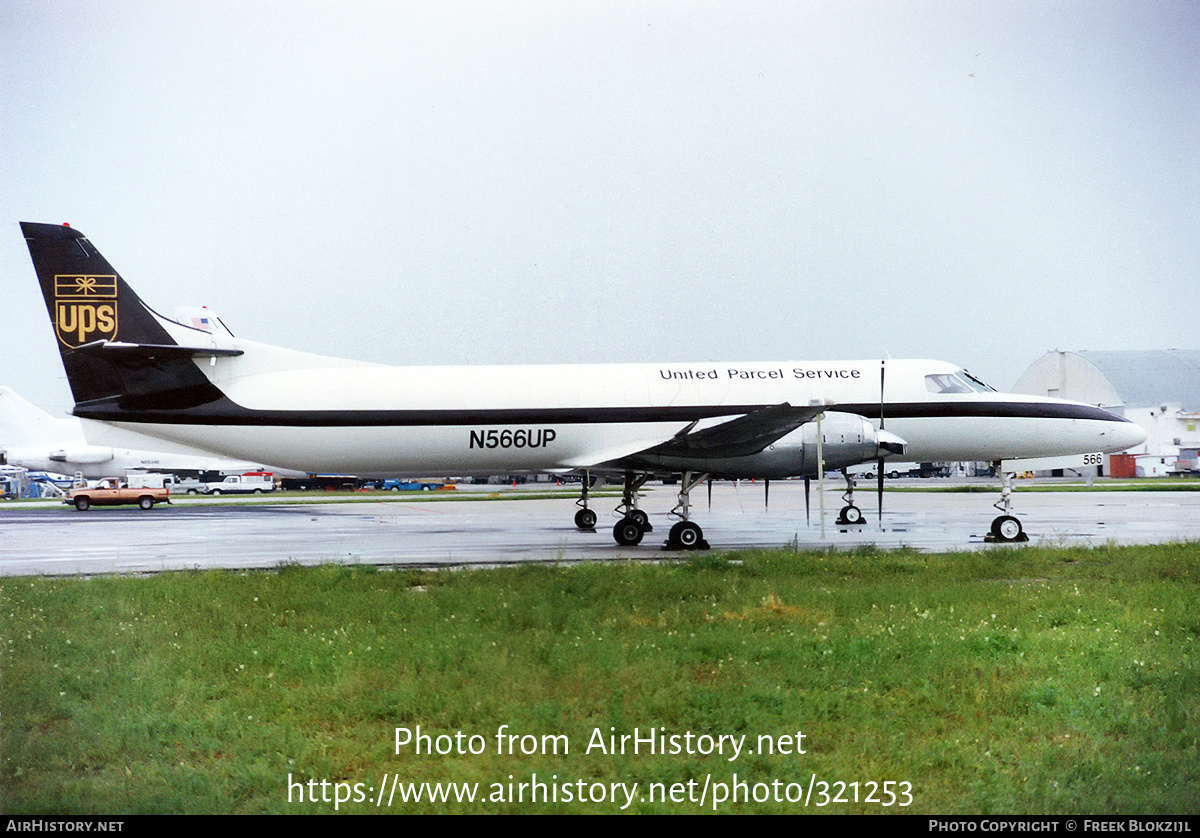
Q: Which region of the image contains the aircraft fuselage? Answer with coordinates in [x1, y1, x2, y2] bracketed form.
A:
[76, 352, 1142, 478]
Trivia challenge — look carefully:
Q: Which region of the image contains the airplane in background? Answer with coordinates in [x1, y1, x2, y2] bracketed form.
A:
[20, 221, 1145, 546]
[0, 385, 302, 480]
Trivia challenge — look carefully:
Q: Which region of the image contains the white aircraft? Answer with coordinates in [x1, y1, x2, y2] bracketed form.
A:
[20, 221, 1145, 546]
[0, 386, 301, 480]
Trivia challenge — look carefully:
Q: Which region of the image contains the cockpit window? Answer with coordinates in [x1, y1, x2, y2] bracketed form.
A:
[925, 370, 996, 395]
[961, 371, 996, 392]
[925, 374, 972, 394]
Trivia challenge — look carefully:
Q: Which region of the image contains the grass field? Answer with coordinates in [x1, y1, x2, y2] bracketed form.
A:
[2, 543, 1197, 814]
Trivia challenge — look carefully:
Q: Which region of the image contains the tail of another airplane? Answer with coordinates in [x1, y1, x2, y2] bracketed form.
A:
[20, 222, 236, 412]
[0, 387, 63, 445]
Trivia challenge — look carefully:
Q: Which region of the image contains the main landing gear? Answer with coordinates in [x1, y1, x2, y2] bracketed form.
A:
[986, 464, 1028, 543]
[574, 471, 598, 530]
[835, 469, 866, 526]
[576, 470, 709, 550]
[612, 472, 652, 546]
[664, 471, 710, 551]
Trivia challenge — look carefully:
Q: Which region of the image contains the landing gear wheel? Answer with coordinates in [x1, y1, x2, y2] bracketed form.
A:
[667, 520, 708, 551]
[990, 515, 1025, 542]
[613, 517, 644, 546]
[836, 504, 864, 525]
[574, 508, 597, 530]
[629, 509, 652, 532]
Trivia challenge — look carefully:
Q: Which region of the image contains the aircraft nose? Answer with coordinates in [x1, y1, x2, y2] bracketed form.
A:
[1102, 417, 1147, 452]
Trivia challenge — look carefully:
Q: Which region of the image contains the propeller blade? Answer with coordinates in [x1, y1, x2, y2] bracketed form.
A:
[765, 478, 770, 510]
[804, 476, 811, 525]
[707, 477, 713, 509]
[818, 463, 826, 539]
[878, 460, 885, 523]
[880, 359, 886, 429]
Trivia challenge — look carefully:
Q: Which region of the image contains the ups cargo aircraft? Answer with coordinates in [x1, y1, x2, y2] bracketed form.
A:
[21, 221, 1146, 547]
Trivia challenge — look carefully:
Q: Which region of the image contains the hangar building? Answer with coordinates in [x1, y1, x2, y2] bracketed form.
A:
[1012, 350, 1200, 476]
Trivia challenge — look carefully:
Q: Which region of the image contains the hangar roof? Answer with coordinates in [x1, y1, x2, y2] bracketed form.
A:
[1015, 350, 1200, 411]
[1077, 350, 1200, 410]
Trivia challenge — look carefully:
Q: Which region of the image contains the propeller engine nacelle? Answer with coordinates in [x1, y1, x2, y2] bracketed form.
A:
[637, 411, 907, 479]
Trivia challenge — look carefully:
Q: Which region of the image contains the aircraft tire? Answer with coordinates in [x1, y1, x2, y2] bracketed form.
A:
[991, 515, 1023, 542]
[613, 518, 644, 546]
[574, 508, 597, 529]
[668, 520, 705, 550]
[629, 509, 652, 532]
[837, 505, 864, 525]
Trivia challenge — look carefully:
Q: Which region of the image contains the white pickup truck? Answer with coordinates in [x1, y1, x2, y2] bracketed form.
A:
[202, 473, 276, 495]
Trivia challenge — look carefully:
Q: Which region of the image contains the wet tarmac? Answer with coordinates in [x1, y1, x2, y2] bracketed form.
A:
[2, 481, 1198, 576]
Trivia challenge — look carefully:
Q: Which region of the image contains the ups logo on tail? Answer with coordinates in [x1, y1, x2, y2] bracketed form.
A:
[54, 274, 118, 347]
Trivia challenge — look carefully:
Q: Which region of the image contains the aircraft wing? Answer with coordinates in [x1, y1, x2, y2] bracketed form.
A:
[639, 403, 823, 459]
[600, 400, 825, 465]
[559, 403, 822, 471]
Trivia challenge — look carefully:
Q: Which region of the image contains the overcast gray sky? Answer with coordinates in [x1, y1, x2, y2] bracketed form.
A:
[3, 0, 1197, 417]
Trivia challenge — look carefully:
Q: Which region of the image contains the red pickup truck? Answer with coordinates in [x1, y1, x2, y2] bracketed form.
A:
[66, 478, 171, 511]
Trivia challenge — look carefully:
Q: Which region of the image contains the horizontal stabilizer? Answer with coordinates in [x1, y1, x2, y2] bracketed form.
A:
[69, 340, 243, 360]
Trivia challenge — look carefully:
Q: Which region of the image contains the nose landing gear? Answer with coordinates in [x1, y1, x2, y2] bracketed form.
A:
[835, 469, 866, 526]
[986, 465, 1028, 543]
